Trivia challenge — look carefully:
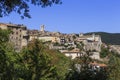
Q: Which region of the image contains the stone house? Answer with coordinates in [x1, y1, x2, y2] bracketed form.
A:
[76, 33, 102, 52]
[0, 23, 29, 51]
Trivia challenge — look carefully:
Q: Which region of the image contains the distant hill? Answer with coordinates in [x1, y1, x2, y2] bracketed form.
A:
[85, 32, 120, 45]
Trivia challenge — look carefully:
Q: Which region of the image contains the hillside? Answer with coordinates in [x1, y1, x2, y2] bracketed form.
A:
[85, 32, 120, 45]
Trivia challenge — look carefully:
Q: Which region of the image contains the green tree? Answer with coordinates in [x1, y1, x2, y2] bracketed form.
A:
[0, 29, 23, 80]
[65, 50, 94, 80]
[66, 41, 108, 80]
[107, 54, 120, 80]
[0, 0, 61, 18]
[100, 46, 110, 58]
[0, 29, 71, 80]
[46, 50, 71, 80]
[0, 29, 11, 43]
[20, 39, 58, 80]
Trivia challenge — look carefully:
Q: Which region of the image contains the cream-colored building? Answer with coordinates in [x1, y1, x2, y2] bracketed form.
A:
[90, 52, 100, 60]
[29, 35, 60, 43]
[60, 48, 80, 59]
[28, 25, 61, 43]
[38, 36, 59, 42]
[60, 49, 100, 60]
[0, 23, 28, 51]
[110, 45, 120, 54]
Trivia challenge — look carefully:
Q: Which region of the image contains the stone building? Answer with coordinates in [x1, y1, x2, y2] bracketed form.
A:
[110, 45, 120, 54]
[28, 30, 39, 41]
[60, 48, 80, 59]
[76, 33, 102, 52]
[28, 25, 61, 43]
[0, 23, 29, 51]
[40, 25, 45, 32]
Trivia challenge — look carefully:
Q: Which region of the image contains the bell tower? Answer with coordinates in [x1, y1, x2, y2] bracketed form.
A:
[92, 33, 95, 41]
[40, 25, 45, 32]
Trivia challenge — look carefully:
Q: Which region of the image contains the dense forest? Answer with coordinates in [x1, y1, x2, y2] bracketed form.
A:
[85, 32, 120, 45]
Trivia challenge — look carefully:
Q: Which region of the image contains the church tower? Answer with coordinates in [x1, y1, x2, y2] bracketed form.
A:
[92, 33, 95, 41]
[40, 25, 45, 32]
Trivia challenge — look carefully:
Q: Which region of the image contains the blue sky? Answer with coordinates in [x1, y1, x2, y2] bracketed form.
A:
[0, 0, 120, 33]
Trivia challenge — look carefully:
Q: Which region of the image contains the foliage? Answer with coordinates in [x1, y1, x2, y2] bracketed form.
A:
[0, 29, 23, 80]
[20, 39, 58, 80]
[0, 28, 71, 80]
[43, 47, 71, 80]
[65, 51, 92, 80]
[0, 29, 11, 43]
[0, 29, 70, 79]
[53, 42, 60, 46]
[100, 46, 110, 58]
[68, 47, 74, 51]
[107, 54, 120, 80]
[72, 35, 77, 39]
[75, 42, 84, 51]
[0, 0, 62, 18]
[1, 29, 114, 80]
[66, 50, 108, 80]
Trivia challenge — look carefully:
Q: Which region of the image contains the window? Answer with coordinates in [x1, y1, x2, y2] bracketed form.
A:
[20, 35, 21, 38]
[16, 37, 18, 40]
[16, 32, 18, 35]
[11, 36, 13, 39]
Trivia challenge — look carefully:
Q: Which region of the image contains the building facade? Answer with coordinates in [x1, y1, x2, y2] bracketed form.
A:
[76, 33, 102, 52]
[0, 23, 29, 51]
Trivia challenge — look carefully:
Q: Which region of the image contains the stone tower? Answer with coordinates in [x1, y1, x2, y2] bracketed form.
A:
[92, 33, 95, 41]
[79, 33, 83, 37]
[40, 25, 45, 32]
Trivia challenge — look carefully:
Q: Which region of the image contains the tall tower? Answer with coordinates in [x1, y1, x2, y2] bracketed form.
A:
[92, 33, 95, 41]
[79, 33, 83, 37]
[40, 25, 45, 32]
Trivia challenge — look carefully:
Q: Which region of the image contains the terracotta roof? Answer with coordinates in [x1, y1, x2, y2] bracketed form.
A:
[90, 62, 107, 67]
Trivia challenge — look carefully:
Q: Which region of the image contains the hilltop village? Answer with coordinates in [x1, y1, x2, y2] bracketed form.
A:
[0, 23, 103, 60]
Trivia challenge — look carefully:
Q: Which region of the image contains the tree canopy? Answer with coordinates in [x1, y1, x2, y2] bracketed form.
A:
[0, 0, 62, 18]
[0, 29, 71, 80]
